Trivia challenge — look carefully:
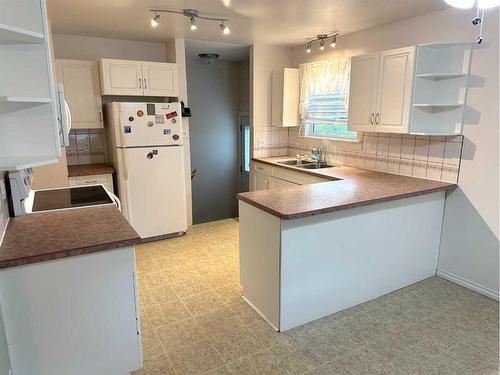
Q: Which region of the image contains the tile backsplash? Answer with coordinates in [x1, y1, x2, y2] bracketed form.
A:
[66, 129, 107, 165]
[253, 126, 463, 183]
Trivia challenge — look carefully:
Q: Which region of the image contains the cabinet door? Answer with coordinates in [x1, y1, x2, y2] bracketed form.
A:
[347, 53, 379, 132]
[56, 59, 103, 129]
[141, 62, 178, 97]
[282, 68, 300, 127]
[271, 70, 284, 126]
[99, 59, 143, 96]
[376, 47, 415, 133]
[254, 172, 270, 191]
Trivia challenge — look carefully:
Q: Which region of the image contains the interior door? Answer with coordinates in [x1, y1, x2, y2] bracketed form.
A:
[347, 53, 379, 132]
[56, 59, 102, 129]
[141, 62, 178, 97]
[122, 146, 187, 239]
[100, 59, 143, 96]
[376, 46, 415, 133]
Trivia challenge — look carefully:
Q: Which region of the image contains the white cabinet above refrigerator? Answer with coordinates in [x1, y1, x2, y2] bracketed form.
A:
[99, 59, 178, 97]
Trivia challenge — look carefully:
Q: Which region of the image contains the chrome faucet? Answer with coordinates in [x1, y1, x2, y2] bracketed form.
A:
[312, 146, 326, 165]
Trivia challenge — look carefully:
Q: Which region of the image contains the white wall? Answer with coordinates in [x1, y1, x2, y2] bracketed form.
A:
[239, 60, 249, 112]
[290, 7, 499, 298]
[52, 34, 166, 61]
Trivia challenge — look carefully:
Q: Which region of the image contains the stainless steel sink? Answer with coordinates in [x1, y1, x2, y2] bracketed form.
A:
[276, 159, 314, 166]
[295, 163, 335, 169]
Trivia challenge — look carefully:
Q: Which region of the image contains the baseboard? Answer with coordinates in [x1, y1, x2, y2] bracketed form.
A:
[241, 295, 280, 332]
[437, 269, 499, 301]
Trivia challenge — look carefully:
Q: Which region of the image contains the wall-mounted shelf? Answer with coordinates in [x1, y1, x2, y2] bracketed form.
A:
[415, 73, 467, 80]
[413, 103, 464, 108]
[0, 23, 44, 44]
[0, 155, 58, 171]
[0, 96, 52, 114]
[410, 42, 472, 135]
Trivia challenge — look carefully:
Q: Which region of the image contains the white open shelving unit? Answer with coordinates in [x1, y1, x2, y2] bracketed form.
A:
[0, 0, 60, 171]
[410, 42, 472, 135]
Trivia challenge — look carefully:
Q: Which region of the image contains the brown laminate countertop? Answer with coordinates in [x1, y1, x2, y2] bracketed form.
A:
[0, 206, 140, 269]
[68, 163, 114, 177]
[237, 156, 456, 220]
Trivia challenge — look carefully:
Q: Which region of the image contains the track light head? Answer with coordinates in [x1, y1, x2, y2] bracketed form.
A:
[319, 39, 325, 50]
[220, 21, 230, 35]
[190, 16, 197, 31]
[151, 13, 160, 27]
[330, 36, 336, 48]
[306, 43, 312, 53]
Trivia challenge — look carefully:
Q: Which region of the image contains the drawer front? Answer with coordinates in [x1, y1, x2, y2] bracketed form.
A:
[69, 174, 114, 193]
[271, 167, 310, 185]
[253, 162, 272, 175]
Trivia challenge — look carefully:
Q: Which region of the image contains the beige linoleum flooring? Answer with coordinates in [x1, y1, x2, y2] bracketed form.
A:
[134, 218, 499, 375]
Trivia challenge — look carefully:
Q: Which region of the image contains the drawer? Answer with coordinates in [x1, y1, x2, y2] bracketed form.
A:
[253, 162, 272, 175]
[308, 176, 331, 184]
[271, 166, 311, 185]
[69, 174, 114, 193]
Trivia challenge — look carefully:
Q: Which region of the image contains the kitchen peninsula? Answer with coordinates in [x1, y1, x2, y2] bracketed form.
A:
[238, 157, 456, 332]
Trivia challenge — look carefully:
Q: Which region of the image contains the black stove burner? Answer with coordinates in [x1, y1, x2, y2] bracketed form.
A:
[32, 185, 113, 212]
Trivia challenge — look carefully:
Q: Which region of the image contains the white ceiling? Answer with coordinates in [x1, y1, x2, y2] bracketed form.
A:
[47, 0, 449, 47]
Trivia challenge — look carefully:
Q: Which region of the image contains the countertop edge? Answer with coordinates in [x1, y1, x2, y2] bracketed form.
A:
[250, 157, 339, 180]
[0, 236, 141, 269]
[67, 163, 115, 178]
[237, 184, 456, 220]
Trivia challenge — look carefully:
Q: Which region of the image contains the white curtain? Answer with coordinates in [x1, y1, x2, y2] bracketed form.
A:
[299, 57, 351, 124]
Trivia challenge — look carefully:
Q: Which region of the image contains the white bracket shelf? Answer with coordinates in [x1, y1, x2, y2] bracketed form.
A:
[0, 23, 44, 44]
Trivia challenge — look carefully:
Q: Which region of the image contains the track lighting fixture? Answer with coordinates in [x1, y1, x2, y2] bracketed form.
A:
[150, 8, 230, 35]
[220, 21, 230, 35]
[304, 33, 339, 53]
[190, 17, 197, 31]
[151, 13, 160, 27]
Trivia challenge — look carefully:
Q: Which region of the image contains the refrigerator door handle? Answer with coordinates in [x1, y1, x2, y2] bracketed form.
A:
[63, 99, 72, 146]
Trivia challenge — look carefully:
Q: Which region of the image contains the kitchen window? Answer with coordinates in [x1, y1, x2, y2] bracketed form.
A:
[300, 58, 358, 141]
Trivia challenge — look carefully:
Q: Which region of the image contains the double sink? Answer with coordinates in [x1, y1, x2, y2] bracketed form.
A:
[276, 159, 336, 170]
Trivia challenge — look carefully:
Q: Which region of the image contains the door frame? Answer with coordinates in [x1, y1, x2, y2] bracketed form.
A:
[238, 111, 250, 193]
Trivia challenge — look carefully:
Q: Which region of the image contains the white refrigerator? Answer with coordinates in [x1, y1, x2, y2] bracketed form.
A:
[106, 102, 187, 239]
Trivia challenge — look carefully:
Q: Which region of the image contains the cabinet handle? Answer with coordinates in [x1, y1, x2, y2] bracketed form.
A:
[266, 181, 270, 189]
[144, 79, 147, 90]
[370, 113, 374, 125]
[375, 113, 380, 125]
[84, 180, 98, 184]
[139, 78, 141, 89]
[99, 111, 102, 123]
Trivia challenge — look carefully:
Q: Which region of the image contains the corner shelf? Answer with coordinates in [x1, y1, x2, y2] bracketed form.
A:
[0, 155, 58, 171]
[413, 103, 463, 108]
[415, 73, 467, 80]
[0, 23, 44, 44]
[0, 96, 52, 114]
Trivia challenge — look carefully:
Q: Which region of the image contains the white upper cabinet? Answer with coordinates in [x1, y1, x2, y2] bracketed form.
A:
[271, 68, 299, 127]
[56, 59, 103, 129]
[348, 43, 471, 135]
[99, 59, 178, 97]
[347, 53, 379, 132]
[376, 46, 415, 133]
[0, 0, 61, 171]
[142, 61, 178, 97]
[99, 59, 143, 96]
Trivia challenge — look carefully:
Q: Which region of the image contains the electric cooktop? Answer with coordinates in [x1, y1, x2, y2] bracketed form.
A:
[31, 185, 114, 212]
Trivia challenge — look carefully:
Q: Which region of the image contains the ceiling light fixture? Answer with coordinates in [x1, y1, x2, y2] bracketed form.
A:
[149, 8, 230, 35]
[304, 33, 339, 53]
[151, 13, 160, 27]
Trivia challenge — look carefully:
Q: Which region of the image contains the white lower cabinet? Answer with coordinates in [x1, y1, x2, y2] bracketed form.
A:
[0, 247, 142, 375]
[253, 172, 270, 191]
[69, 173, 114, 193]
[269, 177, 299, 189]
